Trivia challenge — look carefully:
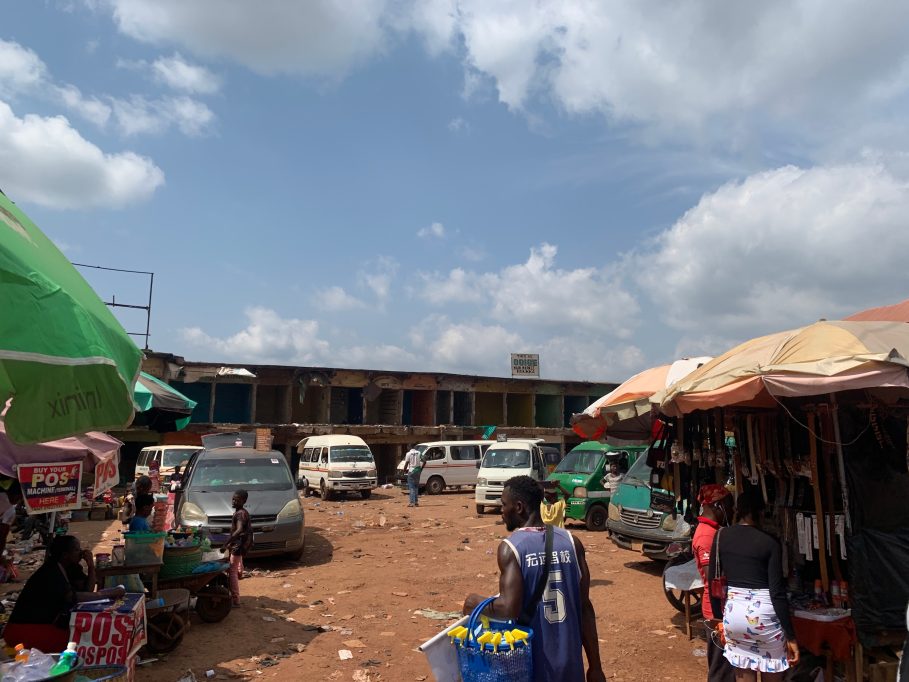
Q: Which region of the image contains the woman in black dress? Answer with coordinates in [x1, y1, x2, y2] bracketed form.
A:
[710, 489, 799, 681]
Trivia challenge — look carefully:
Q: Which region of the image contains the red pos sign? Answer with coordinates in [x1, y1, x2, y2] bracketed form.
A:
[93, 455, 120, 497]
[70, 594, 147, 669]
[17, 461, 83, 513]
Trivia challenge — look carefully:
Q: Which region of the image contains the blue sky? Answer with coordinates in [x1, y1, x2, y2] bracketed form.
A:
[4, 1, 909, 381]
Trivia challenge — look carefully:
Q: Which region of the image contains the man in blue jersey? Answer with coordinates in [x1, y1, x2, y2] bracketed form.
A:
[464, 475, 606, 682]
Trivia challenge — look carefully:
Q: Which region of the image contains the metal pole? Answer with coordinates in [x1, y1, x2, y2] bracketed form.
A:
[144, 272, 154, 350]
[829, 394, 853, 534]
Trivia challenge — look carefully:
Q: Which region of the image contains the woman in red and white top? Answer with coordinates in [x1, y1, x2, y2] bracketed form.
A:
[692, 484, 735, 682]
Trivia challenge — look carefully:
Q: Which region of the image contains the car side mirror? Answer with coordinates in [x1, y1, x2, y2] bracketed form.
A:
[475, 461, 481, 469]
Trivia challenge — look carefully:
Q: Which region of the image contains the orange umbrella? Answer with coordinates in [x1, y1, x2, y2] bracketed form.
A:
[572, 357, 711, 440]
[845, 298, 909, 322]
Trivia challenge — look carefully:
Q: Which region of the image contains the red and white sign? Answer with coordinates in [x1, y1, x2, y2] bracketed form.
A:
[17, 461, 82, 513]
[70, 594, 147, 675]
[93, 454, 120, 497]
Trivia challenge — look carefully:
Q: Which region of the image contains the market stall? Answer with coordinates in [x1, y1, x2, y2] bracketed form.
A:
[652, 320, 909, 681]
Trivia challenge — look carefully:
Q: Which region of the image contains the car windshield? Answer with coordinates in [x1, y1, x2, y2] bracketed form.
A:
[554, 450, 604, 474]
[482, 448, 529, 468]
[330, 446, 374, 463]
[163, 449, 198, 468]
[623, 453, 652, 484]
[191, 458, 293, 491]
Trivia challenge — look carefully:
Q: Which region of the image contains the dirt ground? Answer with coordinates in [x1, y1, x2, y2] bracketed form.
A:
[113, 488, 707, 681]
[1, 492, 708, 680]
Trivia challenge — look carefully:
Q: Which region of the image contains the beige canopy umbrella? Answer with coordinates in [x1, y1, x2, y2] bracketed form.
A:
[658, 320, 909, 416]
[572, 357, 711, 439]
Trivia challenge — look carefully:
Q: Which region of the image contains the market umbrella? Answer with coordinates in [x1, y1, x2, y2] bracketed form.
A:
[0, 191, 141, 443]
[571, 357, 712, 440]
[658, 320, 909, 416]
[133, 372, 197, 432]
[845, 297, 909, 322]
[0, 417, 121, 478]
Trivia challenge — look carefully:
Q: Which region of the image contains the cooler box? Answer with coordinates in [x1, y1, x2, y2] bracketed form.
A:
[124, 532, 166, 566]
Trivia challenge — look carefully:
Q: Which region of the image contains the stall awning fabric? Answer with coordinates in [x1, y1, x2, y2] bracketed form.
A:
[572, 357, 712, 440]
[133, 372, 196, 432]
[0, 192, 141, 444]
[0, 416, 121, 478]
[845, 298, 909, 323]
[658, 320, 909, 416]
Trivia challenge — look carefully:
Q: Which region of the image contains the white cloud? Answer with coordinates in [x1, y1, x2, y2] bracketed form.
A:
[417, 221, 446, 239]
[181, 307, 331, 365]
[447, 117, 468, 133]
[458, 245, 486, 262]
[106, 0, 390, 78]
[98, 2, 909, 148]
[0, 100, 164, 209]
[411, 316, 523, 375]
[110, 95, 215, 136]
[450, 2, 909, 140]
[636, 163, 909, 336]
[151, 53, 222, 94]
[417, 243, 640, 337]
[0, 40, 47, 96]
[314, 286, 364, 311]
[53, 85, 112, 127]
[360, 255, 399, 303]
[540, 335, 645, 383]
[418, 267, 483, 305]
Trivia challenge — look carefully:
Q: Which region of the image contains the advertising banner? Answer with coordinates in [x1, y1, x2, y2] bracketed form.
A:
[93, 454, 120, 497]
[70, 594, 147, 673]
[17, 461, 82, 513]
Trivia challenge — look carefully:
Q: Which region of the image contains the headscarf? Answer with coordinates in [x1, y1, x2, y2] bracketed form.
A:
[697, 483, 731, 505]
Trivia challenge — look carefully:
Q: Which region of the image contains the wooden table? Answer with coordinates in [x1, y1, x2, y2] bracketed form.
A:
[95, 562, 162, 597]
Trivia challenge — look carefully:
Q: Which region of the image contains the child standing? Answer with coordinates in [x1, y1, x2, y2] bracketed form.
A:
[128, 494, 154, 533]
[226, 489, 253, 607]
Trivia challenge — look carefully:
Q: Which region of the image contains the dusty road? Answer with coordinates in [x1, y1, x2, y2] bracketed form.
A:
[120, 489, 707, 681]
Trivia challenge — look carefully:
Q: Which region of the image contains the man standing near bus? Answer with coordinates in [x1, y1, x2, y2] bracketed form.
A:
[403, 447, 424, 507]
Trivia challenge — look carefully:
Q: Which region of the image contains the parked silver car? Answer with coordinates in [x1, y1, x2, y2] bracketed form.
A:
[176, 446, 306, 560]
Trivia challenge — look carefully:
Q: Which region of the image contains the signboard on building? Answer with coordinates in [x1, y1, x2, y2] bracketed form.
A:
[511, 353, 540, 378]
[17, 461, 83, 513]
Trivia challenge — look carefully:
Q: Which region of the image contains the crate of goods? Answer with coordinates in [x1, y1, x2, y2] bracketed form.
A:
[124, 532, 167, 566]
[159, 544, 203, 579]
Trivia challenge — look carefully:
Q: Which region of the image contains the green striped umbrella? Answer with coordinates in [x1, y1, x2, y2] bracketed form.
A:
[133, 372, 196, 431]
[0, 191, 142, 443]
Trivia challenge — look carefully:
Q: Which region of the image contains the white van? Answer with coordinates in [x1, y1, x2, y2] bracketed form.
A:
[395, 440, 494, 495]
[296, 435, 377, 501]
[475, 438, 548, 514]
[136, 445, 202, 482]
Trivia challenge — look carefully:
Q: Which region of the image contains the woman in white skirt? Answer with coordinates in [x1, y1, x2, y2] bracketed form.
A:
[710, 489, 799, 681]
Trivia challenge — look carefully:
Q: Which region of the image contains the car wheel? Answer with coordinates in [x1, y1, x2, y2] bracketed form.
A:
[585, 505, 608, 532]
[320, 479, 334, 501]
[475, 504, 484, 515]
[426, 476, 445, 495]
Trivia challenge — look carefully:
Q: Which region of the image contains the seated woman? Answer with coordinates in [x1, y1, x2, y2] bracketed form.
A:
[3, 535, 125, 653]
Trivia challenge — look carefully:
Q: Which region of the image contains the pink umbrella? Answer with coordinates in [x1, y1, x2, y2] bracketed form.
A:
[0, 418, 121, 478]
